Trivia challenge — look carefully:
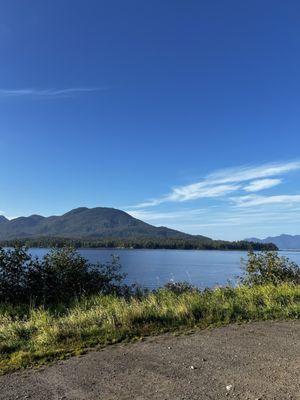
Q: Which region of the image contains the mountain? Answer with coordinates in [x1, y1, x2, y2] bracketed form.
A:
[0, 207, 211, 241]
[246, 234, 300, 250]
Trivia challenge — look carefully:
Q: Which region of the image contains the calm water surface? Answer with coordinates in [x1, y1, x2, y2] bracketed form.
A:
[28, 248, 300, 289]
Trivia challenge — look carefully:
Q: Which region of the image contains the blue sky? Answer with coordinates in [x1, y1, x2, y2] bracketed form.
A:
[1, 1, 300, 240]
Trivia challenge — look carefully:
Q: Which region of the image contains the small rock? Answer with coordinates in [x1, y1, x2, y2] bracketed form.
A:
[190, 365, 196, 370]
[226, 384, 233, 391]
[167, 346, 172, 349]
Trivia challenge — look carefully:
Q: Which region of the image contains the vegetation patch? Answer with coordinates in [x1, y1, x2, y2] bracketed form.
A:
[0, 236, 277, 251]
[0, 248, 299, 373]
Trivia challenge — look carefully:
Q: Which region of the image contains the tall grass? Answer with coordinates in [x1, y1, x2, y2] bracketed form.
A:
[0, 283, 299, 374]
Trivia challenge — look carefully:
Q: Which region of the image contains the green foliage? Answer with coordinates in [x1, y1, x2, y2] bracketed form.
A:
[0, 247, 126, 305]
[241, 251, 300, 286]
[0, 283, 299, 373]
[163, 281, 198, 294]
[0, 237, 278, 251]
[0, 247, 298, 373]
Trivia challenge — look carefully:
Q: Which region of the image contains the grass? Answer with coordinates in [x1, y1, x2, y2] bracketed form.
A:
[0, 283, 299, 374]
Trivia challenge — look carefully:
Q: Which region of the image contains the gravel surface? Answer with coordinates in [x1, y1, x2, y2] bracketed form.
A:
[0, 321, 299, 400]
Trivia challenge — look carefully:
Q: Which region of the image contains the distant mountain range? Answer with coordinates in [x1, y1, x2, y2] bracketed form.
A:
[0, 207, 211, 241]
[246, 234, 300, 250]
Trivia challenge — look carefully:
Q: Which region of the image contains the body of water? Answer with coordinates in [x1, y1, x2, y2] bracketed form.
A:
[27, 248, 300, 289]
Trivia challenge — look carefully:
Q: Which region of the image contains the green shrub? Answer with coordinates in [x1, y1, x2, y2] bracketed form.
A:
[0, 247, 126, 305]
[163, 281, 198, 294]
[241, 251, 300, 286]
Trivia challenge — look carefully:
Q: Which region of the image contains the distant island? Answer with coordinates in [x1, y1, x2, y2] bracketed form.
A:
[246, 234, 300, 250]
[0, 206, 277, 251]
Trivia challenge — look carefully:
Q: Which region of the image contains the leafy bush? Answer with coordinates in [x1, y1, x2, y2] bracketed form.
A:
[241, 251, 300, 286]
[0, 247, 126, 305]
[163, 281, 198, 294]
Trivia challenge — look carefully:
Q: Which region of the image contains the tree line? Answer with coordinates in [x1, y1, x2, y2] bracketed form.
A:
[0, 236, 278, 251]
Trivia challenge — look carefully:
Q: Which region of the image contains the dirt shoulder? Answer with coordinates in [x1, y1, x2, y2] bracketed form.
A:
[0, 320, 299, 400]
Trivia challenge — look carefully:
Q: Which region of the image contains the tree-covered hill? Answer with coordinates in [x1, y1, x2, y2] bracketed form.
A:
[0, 207, 277, 250]
[0, 207, 209, 241]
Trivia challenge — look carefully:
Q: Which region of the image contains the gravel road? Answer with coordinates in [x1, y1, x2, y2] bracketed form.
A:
[0, 321, 299, 400]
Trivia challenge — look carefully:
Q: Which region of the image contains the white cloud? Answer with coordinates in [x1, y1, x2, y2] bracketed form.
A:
[167, 183, 241, 202]
[244, 178, 282, 192]
[133, 161, 300, 208]
[132, 184, 240, 208]
[131, 199, 164, 208]
[206, 161, 300, 184]
[231, 194, 300, 208]
[0, 87, 104, 98]
[127, 202, 300, 240]
[127, 208, 206, 221]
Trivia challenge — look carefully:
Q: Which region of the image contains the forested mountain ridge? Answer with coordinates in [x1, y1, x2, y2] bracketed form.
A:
[0, 207, 277, 250]
[0, 207, 210, 241]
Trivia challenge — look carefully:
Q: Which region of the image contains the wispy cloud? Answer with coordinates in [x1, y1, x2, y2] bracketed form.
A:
[131, 184, 240, 208]
[126, 201, 300, 240]
[164, 183, 240, 203]
[0, 87, 105, 98]
[231, 194, 300, 208]
[131, 199, 164, 208]
[244, 178, 282, 192]
[133, 161, 300, 208]
[206, 161, 300, 184]
[127, 208, 207, 222]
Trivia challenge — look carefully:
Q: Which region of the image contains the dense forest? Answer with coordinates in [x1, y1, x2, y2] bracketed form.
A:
[0, 236, 278, 251]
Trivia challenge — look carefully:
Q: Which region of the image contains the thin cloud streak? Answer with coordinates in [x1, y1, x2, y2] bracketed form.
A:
[206, 161, 300, 184]
[131, 184, 240, 208]
[127, 208, 207, 221]
[231, 194, 300, 207]
[133, 161, 300, 208]
[244, 178, 282, 192]
[128, 203, 300, 235]
[167, 184, 241, 202]
[0, 87, 105, 98]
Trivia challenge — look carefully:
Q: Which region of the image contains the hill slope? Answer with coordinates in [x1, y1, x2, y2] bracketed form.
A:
[246, 234, 300, 250]
[0, 207, 211, 241]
